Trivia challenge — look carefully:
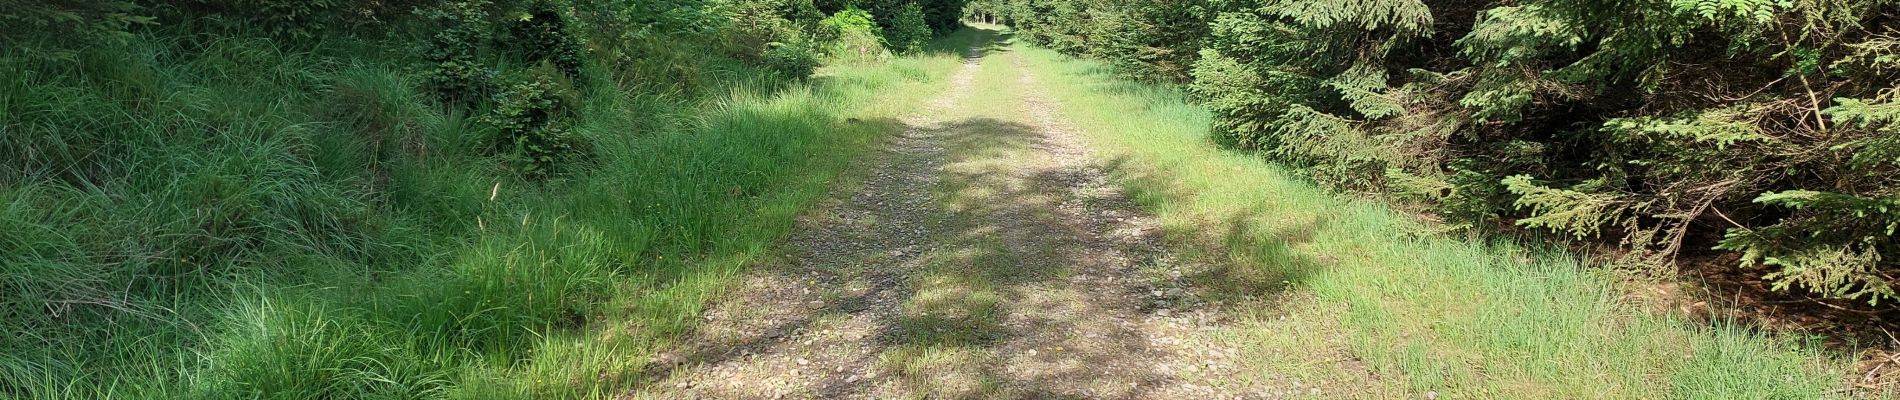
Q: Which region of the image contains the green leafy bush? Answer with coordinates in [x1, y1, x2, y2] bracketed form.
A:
[502, 0, 588, 81]
[827, 0, 968, 37]
[719, 0, 833, 78]
[482, 70, 587, 179]
[0, 0, 153, 60]
[820, 6, 883, 40]
[167, 0, 433, 38]
[821, 7, 890, 63]
[885, 3, 934, 54]
[765, 36, 824, 77]
[421, 0, 497, 107]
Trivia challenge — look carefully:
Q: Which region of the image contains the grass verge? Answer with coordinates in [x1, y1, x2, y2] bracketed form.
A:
[1008, 39, 1857, 398]
[0, 27, 990, 399]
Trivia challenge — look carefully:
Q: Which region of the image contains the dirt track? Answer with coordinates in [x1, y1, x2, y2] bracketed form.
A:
[626, 32, 1273, 400]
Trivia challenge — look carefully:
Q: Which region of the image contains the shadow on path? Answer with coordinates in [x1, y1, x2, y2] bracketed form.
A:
[625, 25, 1307, 400]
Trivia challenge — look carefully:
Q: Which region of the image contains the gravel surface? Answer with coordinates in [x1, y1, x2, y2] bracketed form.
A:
[624, 40, 1274, 400]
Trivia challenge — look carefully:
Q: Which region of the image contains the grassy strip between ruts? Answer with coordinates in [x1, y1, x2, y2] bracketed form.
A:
[0, 27, 990, 399]
[1007, 38, 1860, 398]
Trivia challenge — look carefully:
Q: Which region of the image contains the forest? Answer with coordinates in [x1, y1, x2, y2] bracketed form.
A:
[977, 0, 1900, 308]
[4, 0, 1900, 397]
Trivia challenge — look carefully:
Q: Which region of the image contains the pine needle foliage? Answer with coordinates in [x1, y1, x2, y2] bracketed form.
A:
[999, 0, 1900, 304]
[887, 3, 935, 53]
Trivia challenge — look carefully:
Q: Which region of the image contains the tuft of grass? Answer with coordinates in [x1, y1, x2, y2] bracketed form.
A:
[1006, 41, 1856, 398]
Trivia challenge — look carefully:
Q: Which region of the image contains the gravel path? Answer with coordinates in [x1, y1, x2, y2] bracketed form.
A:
[625, 34, 1272, 400]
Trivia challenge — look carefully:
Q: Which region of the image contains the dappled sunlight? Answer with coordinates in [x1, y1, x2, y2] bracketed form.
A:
[629, 30, 1281, 399]
[877, 345, 1002, 398]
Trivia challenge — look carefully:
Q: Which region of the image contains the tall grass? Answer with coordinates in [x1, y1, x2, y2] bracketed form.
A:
[1005, 41, 1855, 398]
[1, 23, 987, 399]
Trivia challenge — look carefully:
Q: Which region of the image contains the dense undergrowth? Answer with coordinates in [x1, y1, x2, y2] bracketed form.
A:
[978, 0, 1900, 317]
[1, 0, 972, 397]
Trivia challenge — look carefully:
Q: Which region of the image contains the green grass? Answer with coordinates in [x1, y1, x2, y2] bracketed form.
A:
[0, 24, 991, 399]
[1005, 39, 1857, 398]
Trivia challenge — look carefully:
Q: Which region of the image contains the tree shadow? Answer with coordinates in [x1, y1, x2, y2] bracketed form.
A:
[1095, 155, 1325, 313]
[662, 115, 1203, 399]
[834, 116, 1180, 398]
[617, 114, 919, 387]
[628, 79, 1323, 398]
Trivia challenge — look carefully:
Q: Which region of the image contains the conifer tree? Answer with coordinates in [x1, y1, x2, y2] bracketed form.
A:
[987, 0, 1900, 304]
